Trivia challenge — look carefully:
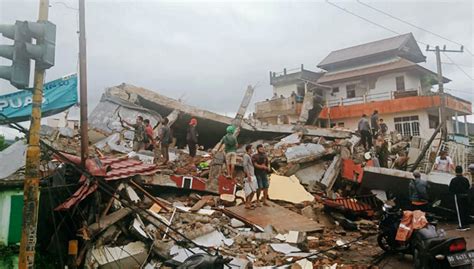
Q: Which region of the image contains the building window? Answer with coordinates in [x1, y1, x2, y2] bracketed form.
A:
[394, 115, 420, 137]
[337, 122, 345, 127]
[396, 76, 405, 91]
[346, 84, 356, 98]
[332, 87, 339, 94]
[368, 78, 376, 89]
[428, 114, 440, 129]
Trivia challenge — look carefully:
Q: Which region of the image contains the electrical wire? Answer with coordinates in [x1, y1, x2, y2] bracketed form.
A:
[356, 0, 474, 57]
[325, 0, 428, 46]
[442, 52, 474, 80]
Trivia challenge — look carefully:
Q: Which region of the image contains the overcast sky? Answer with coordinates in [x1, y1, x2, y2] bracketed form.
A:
[0, 0, 473, 121]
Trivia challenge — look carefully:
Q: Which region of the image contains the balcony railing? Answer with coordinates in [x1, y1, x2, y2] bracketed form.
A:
[326, 88, 423, 107]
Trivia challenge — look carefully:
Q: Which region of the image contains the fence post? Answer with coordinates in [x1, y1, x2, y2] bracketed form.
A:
[363, 94, 367, 103]
[340, 97, 343, 106]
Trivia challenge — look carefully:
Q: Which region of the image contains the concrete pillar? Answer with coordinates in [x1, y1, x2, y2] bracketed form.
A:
[301, 64, 304, 71]
[284, 68, 287, 75]
[455, 112, 459, 134]
[464, 115, 469, 136]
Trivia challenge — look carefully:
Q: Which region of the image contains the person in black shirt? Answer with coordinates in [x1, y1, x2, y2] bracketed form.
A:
[449, 166, 471, 231]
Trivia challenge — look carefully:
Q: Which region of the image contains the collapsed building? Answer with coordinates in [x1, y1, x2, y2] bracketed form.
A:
[0, 32, 473, 269]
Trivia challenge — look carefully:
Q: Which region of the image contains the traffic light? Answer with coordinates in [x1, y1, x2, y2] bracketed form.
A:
[0, 21, 31, 89]
[0, 20, 56, 89]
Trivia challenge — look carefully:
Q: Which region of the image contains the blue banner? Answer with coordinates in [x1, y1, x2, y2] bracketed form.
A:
[0, 74, 78, 124]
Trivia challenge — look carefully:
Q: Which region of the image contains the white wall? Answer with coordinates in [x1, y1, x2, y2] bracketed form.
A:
[333, 109, 434, 138]
[324, 70, 423, 102]
[273, 84, 298, 98]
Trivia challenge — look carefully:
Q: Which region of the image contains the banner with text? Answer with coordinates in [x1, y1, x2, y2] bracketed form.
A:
[0, 74, 78, 124]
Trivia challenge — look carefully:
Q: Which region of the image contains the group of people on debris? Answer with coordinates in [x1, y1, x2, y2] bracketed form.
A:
[221, 125, 271, 209]
[121, 115, 199, 165]
[409, 164, 472, 231]
[357, 110, 388, 151]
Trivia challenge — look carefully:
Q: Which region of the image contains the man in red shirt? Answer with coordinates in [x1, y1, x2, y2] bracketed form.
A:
[143, 119, 155, 151]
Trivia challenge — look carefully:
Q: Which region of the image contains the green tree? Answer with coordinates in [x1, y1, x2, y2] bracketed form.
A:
[0, 135, 9, 151]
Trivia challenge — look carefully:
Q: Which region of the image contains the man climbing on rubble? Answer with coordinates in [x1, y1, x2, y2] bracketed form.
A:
[158, 118, 171, 165]
[121, 115, 146, 152]
[357, 114, 372, 150]
[409, 171, 430, 212]
[449, 166, 471, 231]
[144, 119, 155, 151]
[243, 144, 259, 209]
[186, 118, 199, 163]
[222, 125, 238, 178]
[253, 144, 271, 206]
[434, 151, 455, 173]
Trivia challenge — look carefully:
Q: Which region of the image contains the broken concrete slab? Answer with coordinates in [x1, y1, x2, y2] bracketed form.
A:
[285, 143, 327, 163]
[270, 243, 301, 254]
[294, 162, 326, 187]
[268, 174, 315, 204]
[223, 201, 323, 233]
[0, 140, 27, 180]
[320, 155, 341, 191]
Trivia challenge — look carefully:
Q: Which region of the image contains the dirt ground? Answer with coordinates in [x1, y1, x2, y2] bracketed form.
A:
[374, 222, 474, 269]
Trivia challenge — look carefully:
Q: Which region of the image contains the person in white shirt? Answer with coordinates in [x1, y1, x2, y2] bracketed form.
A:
[434, 151, 455, 173]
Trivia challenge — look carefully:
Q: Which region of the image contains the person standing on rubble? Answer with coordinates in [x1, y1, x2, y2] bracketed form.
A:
[121, 115, 146, 152]
[370, 110, 379, 136]
[222, 125, 238, 178]
[449, 166, 471, 231]
[408, 171, 430, 212]
[434, 151, 455, 173]
[253, 144, 271, 206]
[158, 118, 171, 165]
[144, 119, 155, 151]
[186, 118, 199, 162]
[243, 144, 259, 209]
[379, 118, 388, 137]
[357, 114, 372, 150]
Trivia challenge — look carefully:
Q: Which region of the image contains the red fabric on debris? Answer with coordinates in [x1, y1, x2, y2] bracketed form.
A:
[395, 210, 428, 242]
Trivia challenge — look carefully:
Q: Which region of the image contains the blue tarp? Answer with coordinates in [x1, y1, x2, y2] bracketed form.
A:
[0, 74, 78, 124]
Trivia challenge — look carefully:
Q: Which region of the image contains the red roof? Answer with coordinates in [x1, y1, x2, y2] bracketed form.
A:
[55, 153, 160, 211]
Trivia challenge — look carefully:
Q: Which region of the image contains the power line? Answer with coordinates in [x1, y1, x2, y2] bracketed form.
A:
[442, 52, 474, 80]
[442, 62, 474, 68]
[325, 0, 428, 46]
[357, 0, 474, 57]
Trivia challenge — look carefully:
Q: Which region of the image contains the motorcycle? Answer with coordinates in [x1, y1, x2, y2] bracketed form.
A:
[377, 200, 472, 269]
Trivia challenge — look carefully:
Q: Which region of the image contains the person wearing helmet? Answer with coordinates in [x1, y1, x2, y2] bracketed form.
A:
[408, 171, 429, 212]
[221, 125, 238, 178]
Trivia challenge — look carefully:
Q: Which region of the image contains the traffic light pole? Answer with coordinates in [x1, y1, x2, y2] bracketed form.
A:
[18, 0, 49, 268]
[79, 0, 89, 167]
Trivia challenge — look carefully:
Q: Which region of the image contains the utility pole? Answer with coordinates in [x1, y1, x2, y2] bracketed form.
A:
[426, 45, 464, 142]
[19, 0, 49, 268]
[79, 0, 89, 166]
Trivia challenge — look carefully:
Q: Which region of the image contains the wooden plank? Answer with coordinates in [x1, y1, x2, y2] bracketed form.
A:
[190, 195, 213, 212]
[223, 201, 323, 233]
